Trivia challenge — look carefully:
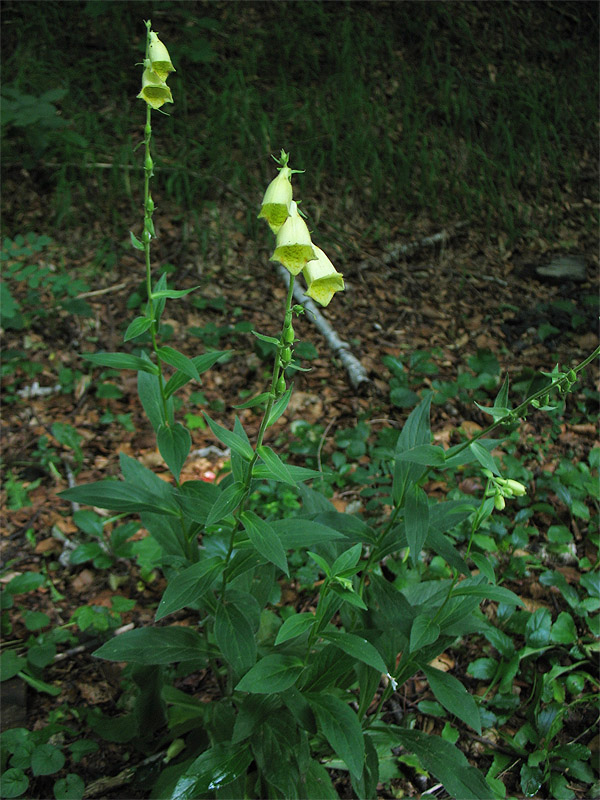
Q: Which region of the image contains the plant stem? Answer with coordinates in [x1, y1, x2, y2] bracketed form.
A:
[218, 276, 296, 598]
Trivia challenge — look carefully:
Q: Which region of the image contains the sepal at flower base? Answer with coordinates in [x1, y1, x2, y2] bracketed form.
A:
[148, 31, 175, 82]
[270, 201, 315, 276]
[137, 68, 173, 110]
[302, 246, 345, 307]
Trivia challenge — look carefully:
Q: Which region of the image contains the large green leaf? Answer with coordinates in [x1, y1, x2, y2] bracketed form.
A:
[395, 728, 493, 799]
[241, 511, 289, 576]
[84, 351, 159, 374]
[409, 613, 441, 652]
[175, 480, 221, 524]
[123, 316, 153, 342]
[256, 445, 295, 486]
[306, 693, 365, 778]
[157, 346, 200, 382]
[204, 414, 254, 461]
[321, 631, 387, 673]
[269, 518, 346, 548]
[93, 627, 207, 664]
[304, 759, 339, 799]
[157, 423, 191, 481]
[275, 613, 316, 645]
[59, 481, 178, 516]
[422, 666, 482, 734]
[405, 484, 429, 566]
[215, 600, 257, 676]
[451, 583, 523, 606]
[171, 743, 252, 800]
[393, 395, 432, 505]
[205, 480, 245, 526]
[469, 441, 500, 476]
[235, 654, 304, 693]
[138, 365, 169, 431]
[155, 558, 223, 621]
[395, 444, 445, 466]
[163, 351, 228, 399]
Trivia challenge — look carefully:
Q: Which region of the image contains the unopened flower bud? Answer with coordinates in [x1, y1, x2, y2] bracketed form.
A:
[505, 479, 527, 496]
[283, 324, 295, 344]
[148, 32, 176, 82]
[258, 167, 293, 234]
[276, 375, 286, 395]
[137, 68, 173, 110]
[494, 493, 505, 511]
[270, 201, 315, 275]
[302, 246, 345, 307]
[280, 346, 292, 366]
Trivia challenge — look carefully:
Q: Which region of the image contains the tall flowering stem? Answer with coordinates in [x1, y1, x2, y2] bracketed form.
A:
[141, 20, 169, 422]
[219, 276, 296, 600]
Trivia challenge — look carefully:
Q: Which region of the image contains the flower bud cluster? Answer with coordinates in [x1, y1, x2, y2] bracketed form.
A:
[483, 469, 527, 510]
[137, 28, 175, 110]
[258, 151, 345, 308]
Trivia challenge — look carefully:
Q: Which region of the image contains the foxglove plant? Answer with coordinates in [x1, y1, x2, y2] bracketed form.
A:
[60, 22, 600, 800]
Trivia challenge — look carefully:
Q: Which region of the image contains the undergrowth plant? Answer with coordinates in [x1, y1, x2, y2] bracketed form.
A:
[46, 23, 600, 800]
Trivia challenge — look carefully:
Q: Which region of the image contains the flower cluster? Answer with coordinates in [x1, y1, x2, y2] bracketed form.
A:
[483, 470, 527, 511]
[258, 152, 344, 307]
[137, 29, 175, 110]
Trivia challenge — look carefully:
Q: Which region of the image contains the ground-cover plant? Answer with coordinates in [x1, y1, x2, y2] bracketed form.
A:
[25, 24, 597, 800]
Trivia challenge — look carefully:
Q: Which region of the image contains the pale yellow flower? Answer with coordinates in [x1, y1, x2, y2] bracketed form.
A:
[302, 246, 344, 307]
[258, 167, 293, 234]
[137, 68, 173, 109]
[270, 201, 315, 276]
[148, 32, 175, 82]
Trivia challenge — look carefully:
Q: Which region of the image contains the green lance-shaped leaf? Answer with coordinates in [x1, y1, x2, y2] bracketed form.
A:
[157, 346, 200, 382]
[171, 743, 253, 800]
[124, 316, 153, 342]
[157, 423, 191, 482]
[164, 350, 229, 398]
[59, 480, 178, 516]
[307, 693, 365, 778]
[256, 445, 295, 486]
[393, 395, 433, 505]
[450, 583, 523, 606]
[84, 352, 159, 374]
[155, 557, 223, 621]
[235, 654, 304, 693]
[469, 441, 500, 476]
[321, 631, 387, 673]
[405, 484, 429, 565]
[394, 444, 446, 467]
[138, 365, 170, 431]
[215, 600, 257, 676]
[274, 613, 316, 646]
[409, 613, 441, 653]
[395, 728, 493, 799]
[206, 481, 246, 526]
[204, 414, 255, 461]
[151, 286, 200, 299]
[93, 627, 207, 664]
[241, 511, 289, 576]
[422, 665, 482, 734]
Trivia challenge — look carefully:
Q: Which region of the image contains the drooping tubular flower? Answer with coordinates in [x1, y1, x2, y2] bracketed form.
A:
[148, 31, 176, 82]
[270, 201, 316, 275]
[137, 68, 173, 109]
[302, 246, 345, 307]
[258, 166, 293, 234]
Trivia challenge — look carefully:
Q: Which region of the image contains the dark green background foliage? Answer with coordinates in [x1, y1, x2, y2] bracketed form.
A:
[1, 0, 598, 241]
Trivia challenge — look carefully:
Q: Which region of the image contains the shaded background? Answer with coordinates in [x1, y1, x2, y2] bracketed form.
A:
[2, 0, 598, 254]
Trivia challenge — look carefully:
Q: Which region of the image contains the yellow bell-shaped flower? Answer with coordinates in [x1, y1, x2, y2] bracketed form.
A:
[303, 246, 345, 307]
[148, 31, 176, 82]
[258, 167, 293, 234]
[270, 201, 315, 276]
[137, 68, 174, 109]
